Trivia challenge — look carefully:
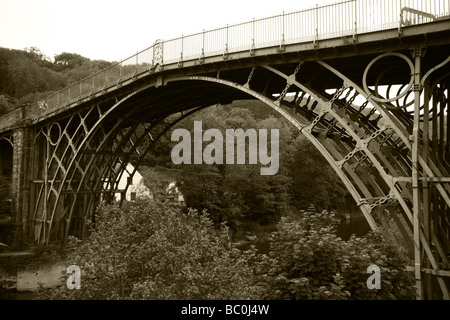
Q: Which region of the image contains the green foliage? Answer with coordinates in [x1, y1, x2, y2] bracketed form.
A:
[144, 102, 353, 230]
[5, 53, 65, 98]
[162, 105, 294, 228]
[61, 59, 114, 84]
[290, 136, 349, 211]
[0, 95, 15, 116]
[0, 47, 113, 108]
[24, 47, 52, 66]
[53, 52, 89, 71]
[0, 174, 11, 200]
[32, 200, 416, 300]
[35, 199, 260, 300]
[138, 165, 178, 202]
[0, 174, 11, 215]
[256, 211, 415, 300]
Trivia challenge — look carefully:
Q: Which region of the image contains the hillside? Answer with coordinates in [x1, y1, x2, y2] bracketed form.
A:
[0, 47, 113, 116]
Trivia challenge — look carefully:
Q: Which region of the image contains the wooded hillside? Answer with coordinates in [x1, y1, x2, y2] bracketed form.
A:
[0, 47, 113, 116]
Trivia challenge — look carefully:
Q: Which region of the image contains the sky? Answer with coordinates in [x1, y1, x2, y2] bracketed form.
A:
[0, 0, 332, 62]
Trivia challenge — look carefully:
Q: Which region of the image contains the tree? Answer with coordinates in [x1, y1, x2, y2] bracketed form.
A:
[289, 136, 351, 211]
[61, 59, 114, 84]
[0, 95, 15, 116]
[53, 52, 89, 70]
[0, 174, 11, 216]
[168, 105, 294, 229]
[0, 47, 114, 105]
[256, 210, 415, 300]
[142, 101, 356, 229]
[4, 54, 65, 98]
[25, 47, 52, 64]
[35, 199, 261, 300]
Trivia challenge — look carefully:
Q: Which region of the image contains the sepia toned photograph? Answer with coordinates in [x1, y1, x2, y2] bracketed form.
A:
[0, 0, 449, 310]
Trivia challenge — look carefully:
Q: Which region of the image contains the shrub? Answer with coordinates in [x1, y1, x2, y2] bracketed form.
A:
[256, 211, 415, 300]
[36, 199, 261, 300]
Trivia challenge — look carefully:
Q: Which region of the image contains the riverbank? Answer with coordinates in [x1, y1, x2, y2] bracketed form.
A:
[0, 245, 69, 300]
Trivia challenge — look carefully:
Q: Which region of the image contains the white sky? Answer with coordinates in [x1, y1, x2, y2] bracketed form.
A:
[0, 0, 331, 62]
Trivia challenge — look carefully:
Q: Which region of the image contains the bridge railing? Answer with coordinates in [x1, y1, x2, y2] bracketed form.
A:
[26, 0, 449, 123]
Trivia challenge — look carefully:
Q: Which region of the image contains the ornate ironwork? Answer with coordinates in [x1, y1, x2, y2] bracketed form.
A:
[153, 39, 164, 66]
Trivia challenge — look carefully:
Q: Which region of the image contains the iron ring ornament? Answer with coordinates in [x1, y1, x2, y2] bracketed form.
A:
[362, 52, 415, 106]
[153, 39, 164, 66]
[43, 122, 62, 146]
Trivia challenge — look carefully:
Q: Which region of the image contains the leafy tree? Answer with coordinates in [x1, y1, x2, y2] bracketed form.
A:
[143, 101, 356, 230]
[138, 165, 179, 202]
[256, 210, 415, 300]
[0, 95, 15, 116]
[16, 91, 57, 106]
[24, 46, 53, 68]
[0, 174, 10, 199]
[2, 52, 65, 98]
[0, 47, 113, 104]
[61, 59, 114, 84]
[0, 174, 11, 216]
[165, 105, 294, 229]
[289, 136, 350, 211]
[53, 52, 89, 71]
[35, 199, 261, 300]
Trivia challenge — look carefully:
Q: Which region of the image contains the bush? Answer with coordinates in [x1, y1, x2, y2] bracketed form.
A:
[0, 95, 15, 116]
[256, 211, 415, 300]
[36, 199, 261, 300]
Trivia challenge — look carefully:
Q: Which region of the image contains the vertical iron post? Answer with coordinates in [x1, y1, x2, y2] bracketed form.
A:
[353, 0, 358, 42]
[281, 11, 285, 50]
[251, 19, 255, 55]
[399, 0, 403, 36]
[200, 29, 205, 63]
[314, 4, 319, 47]
[412, 47, 423, 300]
[224, 25, 229, 59]
[179, 35, 184, 67]
[422, 78, 433, 299]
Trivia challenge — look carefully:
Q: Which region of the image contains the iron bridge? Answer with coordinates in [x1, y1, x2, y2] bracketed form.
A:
[0, 0, 449, 299]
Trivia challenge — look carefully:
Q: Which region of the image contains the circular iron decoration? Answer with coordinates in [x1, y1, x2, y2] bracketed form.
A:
[363, 52, 415, 107]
